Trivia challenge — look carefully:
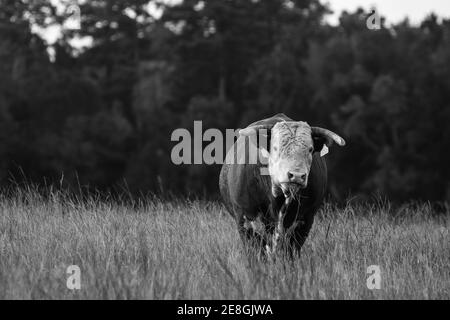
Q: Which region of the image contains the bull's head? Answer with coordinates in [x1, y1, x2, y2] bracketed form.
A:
[240, 120, 345, 198]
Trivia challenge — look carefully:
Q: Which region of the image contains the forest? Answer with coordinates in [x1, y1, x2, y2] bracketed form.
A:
[1, 0, 450, 202]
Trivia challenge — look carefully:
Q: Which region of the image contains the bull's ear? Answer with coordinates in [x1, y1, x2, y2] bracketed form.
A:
[311, 127, 346, 148]
[320, 145, 329, 157]
[313, 136, 327, 154]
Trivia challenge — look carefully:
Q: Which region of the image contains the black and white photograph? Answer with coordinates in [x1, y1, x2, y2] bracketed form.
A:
[0, 0, 449, 304]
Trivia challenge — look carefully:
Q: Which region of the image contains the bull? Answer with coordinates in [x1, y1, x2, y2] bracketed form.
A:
[219, 113, 345, 257]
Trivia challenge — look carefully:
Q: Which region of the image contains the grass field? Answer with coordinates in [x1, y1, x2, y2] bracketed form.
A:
[0, 189, 448, 299]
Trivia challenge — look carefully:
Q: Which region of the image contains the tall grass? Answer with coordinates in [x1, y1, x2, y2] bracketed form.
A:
[0, 188, 448, 299]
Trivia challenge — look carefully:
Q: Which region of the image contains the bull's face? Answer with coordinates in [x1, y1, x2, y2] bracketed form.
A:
[240, 119, 346, 199]
[268, 122, 313, 196]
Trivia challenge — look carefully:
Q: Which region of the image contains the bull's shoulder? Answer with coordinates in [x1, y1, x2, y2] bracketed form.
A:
[220, 160, 271, 216]
[305, 154, 328, 207]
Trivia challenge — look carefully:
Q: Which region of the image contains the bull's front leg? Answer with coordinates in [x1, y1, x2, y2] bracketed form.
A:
[236, 213, 268, 256]
[288, 214, 315, 256]
[265, 197, 291, 257]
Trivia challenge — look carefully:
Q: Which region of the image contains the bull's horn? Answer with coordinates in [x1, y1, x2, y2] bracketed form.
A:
[311, 127, 346, 147]
[239, 125, 271, 136]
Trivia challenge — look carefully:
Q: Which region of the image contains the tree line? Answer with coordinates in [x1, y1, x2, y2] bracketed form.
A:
[1, 0, 449, 202]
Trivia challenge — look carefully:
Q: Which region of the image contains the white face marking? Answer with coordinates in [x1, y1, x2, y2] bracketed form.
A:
[268, 122, 314, 189]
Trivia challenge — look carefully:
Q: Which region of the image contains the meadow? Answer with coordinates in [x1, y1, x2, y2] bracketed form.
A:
[0, 188, 448, 299]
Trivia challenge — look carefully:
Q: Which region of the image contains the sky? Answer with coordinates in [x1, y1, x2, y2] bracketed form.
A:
[326, 0, 450, 25]
[37, 0, 450, 48]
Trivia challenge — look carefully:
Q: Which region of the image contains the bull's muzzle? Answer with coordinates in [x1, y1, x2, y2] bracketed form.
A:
[287, 171, 308, 187]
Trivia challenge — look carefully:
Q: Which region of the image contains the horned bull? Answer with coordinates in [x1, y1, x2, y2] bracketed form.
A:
[219, 113, 346, 257]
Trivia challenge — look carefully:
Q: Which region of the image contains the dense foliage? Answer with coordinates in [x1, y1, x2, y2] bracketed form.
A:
[1, 0, 449, 202]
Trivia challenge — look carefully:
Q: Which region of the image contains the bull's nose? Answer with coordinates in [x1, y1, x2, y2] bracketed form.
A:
[287, 172, 294, 180]
[287, 171, 307, 184]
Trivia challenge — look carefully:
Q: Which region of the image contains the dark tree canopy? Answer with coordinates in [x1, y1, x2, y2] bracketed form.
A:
[0, 0, 449, 202]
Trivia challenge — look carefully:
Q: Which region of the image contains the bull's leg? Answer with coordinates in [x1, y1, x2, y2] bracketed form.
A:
[265, 197, 290, 257]
[288, 215, 315, 257]
[263, 221, 275, 256]
[265, 210, 285, 257]
[237, 216, 267, 256]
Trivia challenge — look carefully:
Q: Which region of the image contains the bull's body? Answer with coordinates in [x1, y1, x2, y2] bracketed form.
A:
[219, 114, 328, 253]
